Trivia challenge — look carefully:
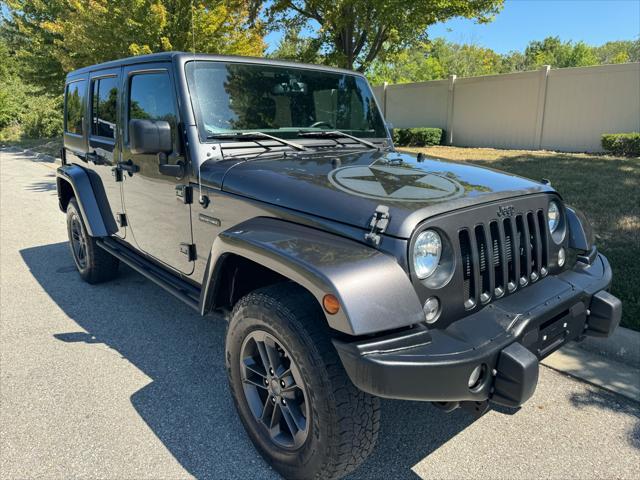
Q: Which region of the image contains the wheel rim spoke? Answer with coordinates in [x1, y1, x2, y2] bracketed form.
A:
[255, 340, 272, 373]
[263, 336, 282, 374]
[243, 356, 267, 378]
[279, 403, 299, 436]
[240, 329, 309, 450]
[243, 377, 268, 389]
[70, 215, 87, 268]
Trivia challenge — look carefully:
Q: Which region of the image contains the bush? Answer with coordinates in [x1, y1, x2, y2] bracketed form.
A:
[0, 73, 63, 140]
[22, 95, 63, 139]
[392, 128, 444, 147]
[601, 133, 640, 157]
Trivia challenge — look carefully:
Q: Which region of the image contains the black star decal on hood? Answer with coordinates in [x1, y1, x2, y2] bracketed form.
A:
[349, 167, 447, 196]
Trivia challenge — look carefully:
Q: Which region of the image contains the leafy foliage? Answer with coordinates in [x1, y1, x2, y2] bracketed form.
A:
[3, 1, 265, 95]
[393, 128, 443, 147]
[253, 0, 505, 71]
[1, 1, 265, 140]
[601, 133, 640, 157]
[366, 37, 640, 85]
[0, 37, 63, 140]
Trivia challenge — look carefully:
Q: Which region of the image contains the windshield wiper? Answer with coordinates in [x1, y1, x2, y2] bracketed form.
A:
[297, 130, 379, 150]
[206, 131, 307, 151]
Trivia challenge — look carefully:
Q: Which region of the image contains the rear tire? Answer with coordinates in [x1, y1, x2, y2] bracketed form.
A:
[66, 198, 119, 284]
[225, 283, 380, 480]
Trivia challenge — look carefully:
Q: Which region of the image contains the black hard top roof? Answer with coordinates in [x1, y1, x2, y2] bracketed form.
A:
[65, 52, 363, 80]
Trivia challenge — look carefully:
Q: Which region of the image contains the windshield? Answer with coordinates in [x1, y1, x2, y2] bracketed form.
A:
[185, 61, 387, 140]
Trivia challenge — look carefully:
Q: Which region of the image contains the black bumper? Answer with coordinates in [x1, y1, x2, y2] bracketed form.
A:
[333, 253, 621, 408]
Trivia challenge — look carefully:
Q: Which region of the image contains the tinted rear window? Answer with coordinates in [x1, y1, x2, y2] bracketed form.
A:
[91, 76, 118, 139]
[65, 80, 87, 135]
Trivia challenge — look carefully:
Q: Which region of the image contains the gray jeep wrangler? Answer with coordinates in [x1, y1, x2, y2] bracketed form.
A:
[57, 52, 621, 479]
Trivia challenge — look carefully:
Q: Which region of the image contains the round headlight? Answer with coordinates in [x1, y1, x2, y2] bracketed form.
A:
[548, 201, 561, 233]
[414, 230, 442, 279]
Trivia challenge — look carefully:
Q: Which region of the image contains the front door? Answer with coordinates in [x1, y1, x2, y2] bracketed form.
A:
[120, 64, 194, 275]
[87, 69, 125, 238]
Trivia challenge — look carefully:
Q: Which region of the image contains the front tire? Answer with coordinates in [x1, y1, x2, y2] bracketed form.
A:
[226, 284, 380, 480]
[66, 198, 119, 284]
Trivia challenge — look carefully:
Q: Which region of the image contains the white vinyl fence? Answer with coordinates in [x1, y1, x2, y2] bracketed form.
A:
[372, 62, 640, 152]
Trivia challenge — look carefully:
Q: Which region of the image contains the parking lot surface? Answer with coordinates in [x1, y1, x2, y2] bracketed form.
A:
[1, 150, 639, 479]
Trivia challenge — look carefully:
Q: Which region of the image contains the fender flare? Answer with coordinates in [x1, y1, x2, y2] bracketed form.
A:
[199, 217, 425, 336]
[56, 164, 117, 237]
[566, 206, 594, 252]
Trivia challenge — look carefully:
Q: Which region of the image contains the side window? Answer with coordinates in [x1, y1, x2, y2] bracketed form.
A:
[128, 72, 177, 141]
[65, 80, 87, 135]
[91, 76, 118, 139]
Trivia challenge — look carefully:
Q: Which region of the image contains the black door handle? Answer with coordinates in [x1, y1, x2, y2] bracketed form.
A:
[118, 159, 139, 175]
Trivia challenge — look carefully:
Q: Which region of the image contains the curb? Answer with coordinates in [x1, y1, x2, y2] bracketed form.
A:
[542, 343, 639, 403]
[577, 326, 640, 369]
[5, 146, 60, 164]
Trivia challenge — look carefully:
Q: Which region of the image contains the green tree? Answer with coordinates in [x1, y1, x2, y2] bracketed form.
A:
[251, 0, 504, 71]
[523, 36, 598, 69]
[268, 27, 322, 64]
[3, 1, 265, 95]
[367, 45, 445, 85]
[594, 40, 640, 64]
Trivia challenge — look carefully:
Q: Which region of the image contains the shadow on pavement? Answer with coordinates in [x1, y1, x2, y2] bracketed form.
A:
[21, 241, 477, 479]
[25, 172, 57, 193]
[569, 388, 640, 451]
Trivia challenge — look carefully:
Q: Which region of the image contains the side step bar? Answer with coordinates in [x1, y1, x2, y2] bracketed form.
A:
[96, 237, 201, 311]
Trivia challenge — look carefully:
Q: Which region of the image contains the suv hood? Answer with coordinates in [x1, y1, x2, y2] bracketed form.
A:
[219, 149, 554, 239]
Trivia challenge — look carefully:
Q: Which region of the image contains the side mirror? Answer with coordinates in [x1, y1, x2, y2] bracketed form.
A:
[129, 119, 172, 155]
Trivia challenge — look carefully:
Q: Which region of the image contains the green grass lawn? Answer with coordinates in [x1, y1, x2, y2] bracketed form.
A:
[403, 146, 639, 331]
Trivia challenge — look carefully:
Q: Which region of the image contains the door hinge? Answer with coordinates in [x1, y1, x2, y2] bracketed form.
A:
[179, 242, 197, 261]
[176, 184, 193, 204]
[112, 167, 123, 182]
[117, 213, 128, 227]
[364, 205, 390, 247]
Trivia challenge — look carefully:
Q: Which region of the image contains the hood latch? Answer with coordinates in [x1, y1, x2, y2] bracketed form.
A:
[364, 205, 390, 247]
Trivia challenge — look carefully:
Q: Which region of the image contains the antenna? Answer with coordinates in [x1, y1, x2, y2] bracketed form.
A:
[191, 0, 207, 206]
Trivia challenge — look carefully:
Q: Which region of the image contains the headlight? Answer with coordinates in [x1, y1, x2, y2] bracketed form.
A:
[548, 201, 561, 233]
[413, 230, 442, 279]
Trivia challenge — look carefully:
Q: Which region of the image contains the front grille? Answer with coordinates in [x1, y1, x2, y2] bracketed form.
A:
[459, 210, 549, 310]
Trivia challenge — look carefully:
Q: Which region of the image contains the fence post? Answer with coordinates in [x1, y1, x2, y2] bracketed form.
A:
[382, 81, 388, 118]
[534, 65, 550, 149]
[445, 75, 456, 145]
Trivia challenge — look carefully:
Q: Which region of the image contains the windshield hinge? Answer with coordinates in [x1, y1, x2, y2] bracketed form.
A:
[364, 205, 390, 247]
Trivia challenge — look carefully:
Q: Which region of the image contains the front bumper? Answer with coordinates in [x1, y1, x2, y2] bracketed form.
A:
[333, 253, 621, 408]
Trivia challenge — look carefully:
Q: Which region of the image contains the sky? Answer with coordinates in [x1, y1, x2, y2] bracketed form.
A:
[265, 0, 640, 53]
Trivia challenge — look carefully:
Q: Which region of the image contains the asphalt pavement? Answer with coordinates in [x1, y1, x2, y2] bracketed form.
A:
[1, 149, 639, 479]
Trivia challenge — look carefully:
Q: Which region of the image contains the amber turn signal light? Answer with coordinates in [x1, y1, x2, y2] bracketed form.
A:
[322, 294, 340, 315]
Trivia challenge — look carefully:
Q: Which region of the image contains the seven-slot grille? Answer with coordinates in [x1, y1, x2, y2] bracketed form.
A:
[459, 210, 549, 309]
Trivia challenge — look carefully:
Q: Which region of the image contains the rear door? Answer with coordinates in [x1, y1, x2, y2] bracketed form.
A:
[120, 63, 194, 275]
[87, 69, 125, 237]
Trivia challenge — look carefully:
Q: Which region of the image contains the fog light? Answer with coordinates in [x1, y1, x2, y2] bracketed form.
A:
[468, 364, 486, 390]
[423, 297, 440, 324]
[558, 247, 566, 267]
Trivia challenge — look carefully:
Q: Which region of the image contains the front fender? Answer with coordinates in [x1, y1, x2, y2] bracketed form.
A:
[566, 206, 594, 252]
[56, 164, 117, 237]
[200, 217, 425, 336]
